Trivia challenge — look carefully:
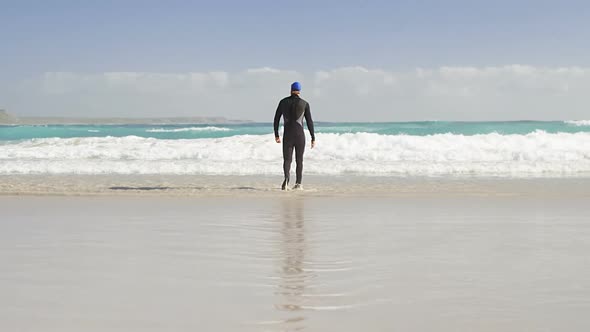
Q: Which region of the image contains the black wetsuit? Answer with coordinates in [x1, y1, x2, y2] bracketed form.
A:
[273, 94, 315, 185]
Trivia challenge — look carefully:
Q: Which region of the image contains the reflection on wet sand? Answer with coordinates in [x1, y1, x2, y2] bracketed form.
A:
[274, 198, 309, 330]
[4, 195, 590, 332]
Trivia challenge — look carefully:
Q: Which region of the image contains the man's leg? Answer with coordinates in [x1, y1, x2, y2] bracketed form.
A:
[282, 140, 294, 189]
[294, 136, 306, 184]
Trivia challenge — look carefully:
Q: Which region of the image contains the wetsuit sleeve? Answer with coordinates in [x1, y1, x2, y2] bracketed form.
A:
[304, 102, 315, 141]
[273, 101, 282, 137]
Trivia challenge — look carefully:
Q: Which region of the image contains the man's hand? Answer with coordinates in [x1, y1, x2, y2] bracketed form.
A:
[275, 136, 281, 143]
[311, 140, 316, 149]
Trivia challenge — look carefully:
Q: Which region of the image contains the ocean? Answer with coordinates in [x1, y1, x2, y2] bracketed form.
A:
[1, 121, 590, 176]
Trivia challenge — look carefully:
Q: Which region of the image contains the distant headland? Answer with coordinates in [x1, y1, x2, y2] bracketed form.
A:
[0, 110, 250, 125]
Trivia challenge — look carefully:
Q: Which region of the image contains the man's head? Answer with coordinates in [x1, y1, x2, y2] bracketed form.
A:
[291, 81, 301, 94]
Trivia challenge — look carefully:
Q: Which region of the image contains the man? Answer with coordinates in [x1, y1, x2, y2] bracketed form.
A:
[274, 81, 315, 190]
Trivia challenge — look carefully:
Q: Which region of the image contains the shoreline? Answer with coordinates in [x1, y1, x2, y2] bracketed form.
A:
[2, 174, 590, 198]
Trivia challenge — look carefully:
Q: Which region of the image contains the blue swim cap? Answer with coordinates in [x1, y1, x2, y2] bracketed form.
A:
[291, 81, 302, 91]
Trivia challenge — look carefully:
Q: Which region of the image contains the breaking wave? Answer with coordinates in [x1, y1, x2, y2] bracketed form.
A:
[1, 131, 590, 176]
[146, 126, 232, 133]
[565, 120, 590, 127]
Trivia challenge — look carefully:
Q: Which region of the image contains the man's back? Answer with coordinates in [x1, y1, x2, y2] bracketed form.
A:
[274, 95, 314, 139]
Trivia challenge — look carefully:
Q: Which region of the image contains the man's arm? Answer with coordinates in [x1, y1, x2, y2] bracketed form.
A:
[304, 102, 315, 142]
[273, 101, 282, 139]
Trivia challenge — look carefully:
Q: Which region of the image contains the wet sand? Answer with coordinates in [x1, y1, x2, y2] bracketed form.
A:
[1, 187, 590, 331]
[2, 174, 590, 198]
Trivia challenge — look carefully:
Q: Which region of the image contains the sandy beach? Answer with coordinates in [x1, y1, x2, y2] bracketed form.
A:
[2, 174, 590, 198]
[2, 178, 590, 331]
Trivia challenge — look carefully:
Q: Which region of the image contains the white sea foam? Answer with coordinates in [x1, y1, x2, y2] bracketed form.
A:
[146, 126, 232, 133]
[565, 120, 590, 126]
[1, 132, 590, 176]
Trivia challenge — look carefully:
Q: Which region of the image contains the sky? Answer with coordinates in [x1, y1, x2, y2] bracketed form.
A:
[1, 0, 590, 121]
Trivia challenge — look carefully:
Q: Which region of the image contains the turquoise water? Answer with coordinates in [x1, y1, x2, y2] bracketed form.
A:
[1, 121, 590, 176]
[1, 121, 589, 141]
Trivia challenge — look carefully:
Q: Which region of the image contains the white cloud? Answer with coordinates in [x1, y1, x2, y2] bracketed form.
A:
[4, 66, 590, 121]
